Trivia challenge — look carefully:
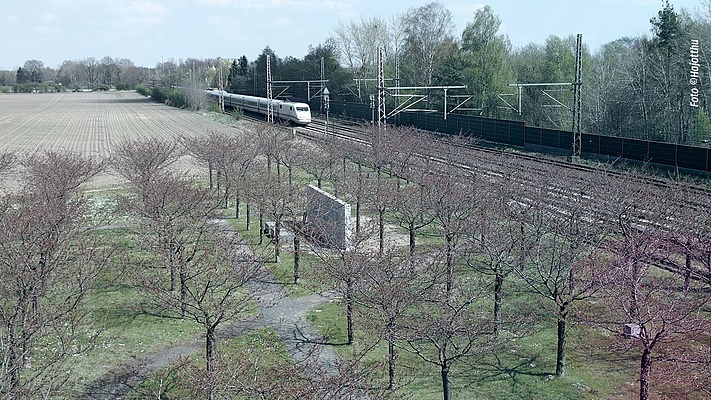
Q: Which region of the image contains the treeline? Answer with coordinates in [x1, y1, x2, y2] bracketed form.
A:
[328, 1, 711, 145]
[3, 1, 711, 145]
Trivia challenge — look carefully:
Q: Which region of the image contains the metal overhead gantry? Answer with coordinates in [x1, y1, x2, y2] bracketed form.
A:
[500, 34, 584, 157]
[347, 78, 394, 101]
[270, 79, 329, 101]
[503, 82, 574, 116]
[384, 86, 469, 120]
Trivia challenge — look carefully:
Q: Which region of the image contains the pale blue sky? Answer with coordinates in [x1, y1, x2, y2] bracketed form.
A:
[1, 0, 703, 70]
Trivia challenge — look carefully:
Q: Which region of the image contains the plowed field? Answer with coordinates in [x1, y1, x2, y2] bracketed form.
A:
[0, 91, 241, 188]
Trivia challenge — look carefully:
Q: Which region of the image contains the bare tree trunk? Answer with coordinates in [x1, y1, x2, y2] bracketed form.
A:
[346, 278, 354, 345]
[206, 325, 216, 400]
[408, 222, 416, 257]
[379, 208, 385, 255]
[235, 196, 240, 218]
[180, 257, 187, 318]
[7, 322, 20, 397]
[169, 242, 177, 292]
[556, 306, 567, 376]
[293, 236, 300, 284]
[206, 325, 216, 373]
[259, 212, 264, 245]
[356, 199, 361, 235]
[494, 273, 503, 337]
[274, 218, 281, 263]
[441, 364, 451, 400]
[640, 347, 652, 400]
[684, 252, 692, 291]
[445, 234, 454, 297]
[208, 160, 213, 190]
[245, 203, 250, 231]
[387, 317, 397, 390]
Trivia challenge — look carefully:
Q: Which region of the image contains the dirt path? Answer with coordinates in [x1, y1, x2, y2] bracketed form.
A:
[80, 221, 342, 399]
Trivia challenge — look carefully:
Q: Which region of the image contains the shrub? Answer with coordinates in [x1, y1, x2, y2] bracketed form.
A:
[13, 83, 34, 93]
[167, 89, 186, 108]
[136, 84, 151, 97]
[151, 87, 168, 103]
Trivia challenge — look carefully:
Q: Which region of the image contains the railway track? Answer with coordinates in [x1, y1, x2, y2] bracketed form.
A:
[291, 115, 711, 284]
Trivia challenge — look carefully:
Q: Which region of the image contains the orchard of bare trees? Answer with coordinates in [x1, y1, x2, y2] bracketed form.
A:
[0, 114, 709, 399]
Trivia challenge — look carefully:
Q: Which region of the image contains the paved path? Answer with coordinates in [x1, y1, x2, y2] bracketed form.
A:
[81, 220, 341, 399]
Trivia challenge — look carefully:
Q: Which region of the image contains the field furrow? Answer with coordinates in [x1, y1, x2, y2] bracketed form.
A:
[0, 91, 243, 188]
[0, 91, 242, 160]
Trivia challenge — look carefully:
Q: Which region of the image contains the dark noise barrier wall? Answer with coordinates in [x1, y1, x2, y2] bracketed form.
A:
[308, 100, 711, 175]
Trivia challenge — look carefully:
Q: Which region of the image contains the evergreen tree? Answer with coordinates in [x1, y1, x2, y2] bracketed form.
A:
[237, 55, 249, 76]
[650, 0, 680, 56]
[227, 59, 239, 92]
[15, 67, 28, 84]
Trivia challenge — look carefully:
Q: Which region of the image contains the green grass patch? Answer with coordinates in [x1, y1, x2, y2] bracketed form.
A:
[306, 298, 640, 400]
[61, 225, 258, 397]
[128, 327, 300, 399]
[62, 282, 203, 397]
[225, 205, 328, 298]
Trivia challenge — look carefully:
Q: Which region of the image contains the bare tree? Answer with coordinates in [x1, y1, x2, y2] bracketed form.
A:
[601, 235, 710, 400]
[0, 151, 110, 398]
[332, 16, 390, 77]
[21, 150, 105, 202]
[595, 170, 711, 400]
[423, 171, 477, 297]
[250, 168, 301, 263]
[124, 171, 220, 295]
[390, 183, 434, 256]
[515, 167, 608, 377]
[182, 129, 228, 192]
[302, 146, 337, 190]
[82, 57, 100, 87]
[401, 1, 456, 86]
[137, 334, 400, 399]
[225, 133, 263, 223]
[463, 168, 530, 337]
[401, 256, 494, 400]
[311, 221, 381, 346]
[0, 151, 15, 180]
[112, 137, 184, 202]
[135, 228, 262, 399]
[355, 248, 436, 390]
[361, 173, 399, 255]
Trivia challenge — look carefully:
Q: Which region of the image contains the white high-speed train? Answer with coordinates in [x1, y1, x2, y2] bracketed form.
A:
[205, 89, 311, 125]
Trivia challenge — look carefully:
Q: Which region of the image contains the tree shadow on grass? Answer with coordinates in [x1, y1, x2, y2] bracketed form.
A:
[293, 321, 350, 347]
[473, 353, 550, 382]
[456, 353, 552, 399]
